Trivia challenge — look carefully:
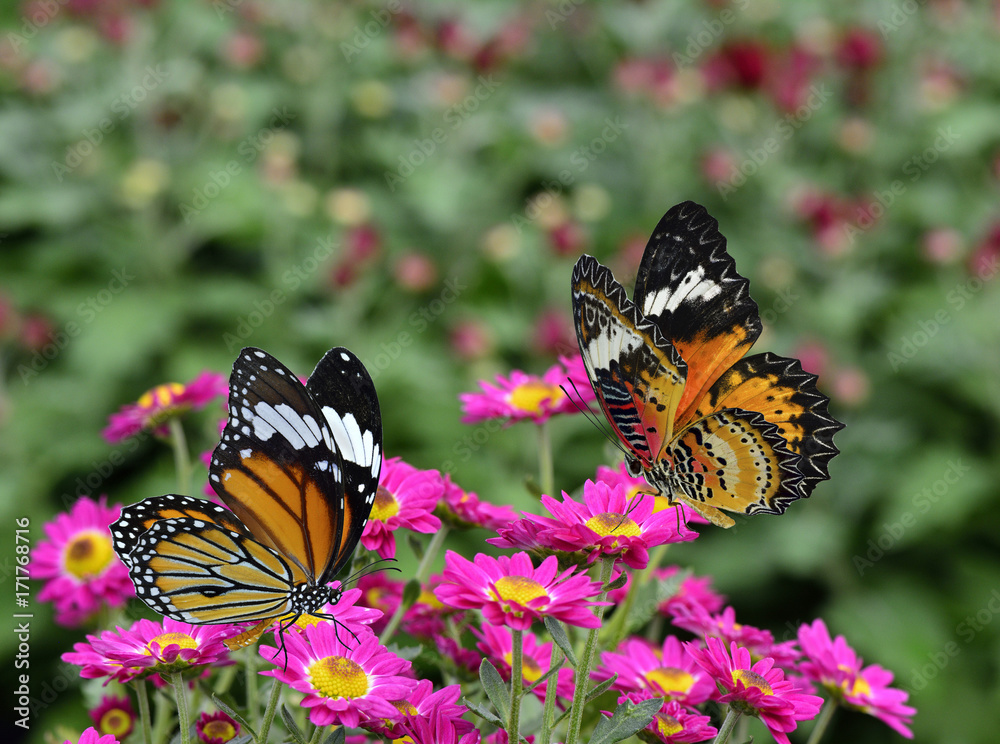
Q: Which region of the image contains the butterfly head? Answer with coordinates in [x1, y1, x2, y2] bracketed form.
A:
[290, 583, 341, 616]
[624, 455, 645, 479]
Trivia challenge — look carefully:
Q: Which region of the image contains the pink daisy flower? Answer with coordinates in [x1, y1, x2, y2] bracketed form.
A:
[672, 606, 800, 667]
[656, 566, 726, 618]
[594, 635, 716, 706]
[436, 635, 483, 675]
[492, 481, 696, 570]
[29, 496, 134, 627]
[362, 456, 443, 559]
[401, 575, 462, 640]
[89, 695, 135, 740]
[686, 638, 822, 744]
[65, 728, 120, 744]
[613, 691, 717, 743]
[485, 516, 588, 568]
[399, 710, 483, 744]
[62, 617, 237, 684]
[473, 623, 575, 703]
[437, 473, 517, 530]
[196, 711, 241, 744]
[103, 371, 228, 442]
[459, 359, 582, 425]
[595, 462, 709, 525]
[357, 573, 404, 635]
[259, 623, 415, 728]
[798, 619, 915, 738]
[434, 551, 605, 630]
[559, 353, 597, 405]
[362, 679, 474, 739]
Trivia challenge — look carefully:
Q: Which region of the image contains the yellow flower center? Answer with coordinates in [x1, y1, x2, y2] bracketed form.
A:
[846, 674, 871, 698]
[504, 652, 543, 683]
[202, 719, 237, 743]
[585, 512, 641, 538]
[99, 708, 132, 736]
[418, 589, 445, 611]
[507, 382, 564, 414]
[63, 530, 114, 579]
[392, 699, 418, 716]
[652, 494, 675, 513]
[493, 576, 548, 607]
[307, 655, 369, 700]
[732, 669, 773, 695]
[645, 666, 695, 696]
[146, 632, 198, 655]
[655, 713, 683, 736]
[370, 486, 400, 521]
[138, 382, 185, 410]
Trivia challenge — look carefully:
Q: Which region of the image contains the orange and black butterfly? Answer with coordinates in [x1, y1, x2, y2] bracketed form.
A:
[572, 201, 843, 528]
[111, 347, 382, 648]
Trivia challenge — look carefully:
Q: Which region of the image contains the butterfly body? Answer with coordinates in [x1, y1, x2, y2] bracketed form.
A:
[572, 202, 842, 527]
[112, 347, 381, 648]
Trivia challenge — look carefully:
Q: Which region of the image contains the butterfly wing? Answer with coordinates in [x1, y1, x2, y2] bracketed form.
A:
[572, 255, 687, 467]
[209, 348, 345, 583]
[687, 352, 843, 498]
[111, 494, 250, 569]
[304, 347, 382, 585]
[127, 518, 304, 624]
[633, 202, 763, 431]
[659, 409, 803, 528]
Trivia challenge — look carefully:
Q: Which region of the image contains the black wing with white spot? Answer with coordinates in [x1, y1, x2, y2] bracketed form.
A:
[110, 494, 249, 569]
[305, 347, 382, 585]
[209, 348, 346, 583]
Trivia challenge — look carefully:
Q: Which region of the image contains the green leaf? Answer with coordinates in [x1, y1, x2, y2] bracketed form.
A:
[322, 728, 346, 744]
[210, 695, 257, 741]
[544, 616, 578, 666]
[524, 656, 565, 694]
[402, 578, 422, 607]
[590, 697, 663, 744]
[479, 658, 511, 719]
[462, 697, 505, 727]
[585, 673, 619, 703]
[280, 706, 308, 744]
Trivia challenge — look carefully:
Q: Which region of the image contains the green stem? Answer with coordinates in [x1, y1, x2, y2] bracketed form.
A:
[805, 698, 838, 744]
[258, 678, 284, 744]
[246, 648, 260, 730]
[538, 422, 554, 497]
[564, 555, 616, 744]
[507, 628, 524, 743]
[306, 723, 324, 744]
[170, 674, 191, 744]
[379, 526, 450, 645]
[168, 418, 192, 496]
[712, 705, 742, 744]
[602, 542, 669, 647]
[538, 643, 563, 744]
[134, 678, 153, 744]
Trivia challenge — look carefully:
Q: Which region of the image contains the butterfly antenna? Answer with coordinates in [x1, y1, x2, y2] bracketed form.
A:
[560, 380, 631, 461]
[339, 557, 400, 590]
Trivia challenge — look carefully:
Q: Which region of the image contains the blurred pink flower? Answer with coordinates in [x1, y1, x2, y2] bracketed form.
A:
[89, 695, 135, 740]
[362, 456, 443, 559]
[195, 711, 240, 744]
[473, 623, 575, 703]
[29, 496, 134, 627]
[437, 473, 517, 530]
[103, 371, 227, 442]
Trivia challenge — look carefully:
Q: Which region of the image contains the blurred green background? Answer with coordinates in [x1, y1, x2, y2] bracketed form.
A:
[2, 0, 999, 742]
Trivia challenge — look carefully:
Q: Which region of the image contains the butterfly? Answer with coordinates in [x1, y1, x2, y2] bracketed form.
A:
[571, 201, 843, 528]
[111, 346, 382, 649]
